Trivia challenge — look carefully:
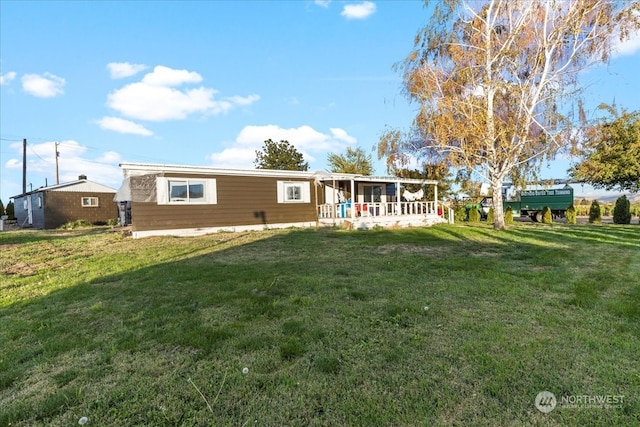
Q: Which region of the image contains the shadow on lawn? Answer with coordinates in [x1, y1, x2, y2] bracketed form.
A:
[1, 225, 639, 424]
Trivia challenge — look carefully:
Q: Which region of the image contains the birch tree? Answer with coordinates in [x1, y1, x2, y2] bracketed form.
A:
[379, 0, 639, 229]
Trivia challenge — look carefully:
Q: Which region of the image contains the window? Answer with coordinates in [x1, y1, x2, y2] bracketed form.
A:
[277, 181, 310, 203]
[156, 177, 217, 205]
[285, 183, 302, 201]
[82, 197, 99, 207]
[169, 180, 205, 203]
[37, 196, 42, 208]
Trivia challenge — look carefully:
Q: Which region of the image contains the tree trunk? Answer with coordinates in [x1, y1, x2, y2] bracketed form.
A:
[491, 179, 505, 230]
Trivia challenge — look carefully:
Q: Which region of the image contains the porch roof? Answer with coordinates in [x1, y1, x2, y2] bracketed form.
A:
[314, 172, 437, 186]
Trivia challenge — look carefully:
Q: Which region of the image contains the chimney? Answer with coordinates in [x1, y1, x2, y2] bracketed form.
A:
[79, 174, 87, 180]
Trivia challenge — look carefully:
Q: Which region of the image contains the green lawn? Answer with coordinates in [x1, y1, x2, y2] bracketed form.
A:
[1, 223, 638, 426]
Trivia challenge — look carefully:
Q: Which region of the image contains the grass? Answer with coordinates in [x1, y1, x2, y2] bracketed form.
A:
[0, 223, 639, 426]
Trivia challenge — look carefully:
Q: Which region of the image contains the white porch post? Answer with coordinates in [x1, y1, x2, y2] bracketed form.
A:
[350, 179, 356, 220]
[396, 182, 401, 216]
[315, 180, 319, 225]
[434, 183, 438, 215]
[332, 178, 336, 223]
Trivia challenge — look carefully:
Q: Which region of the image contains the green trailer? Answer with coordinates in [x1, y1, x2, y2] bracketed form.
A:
[466, 186, 574, 222]
[506, 186, 574, 222]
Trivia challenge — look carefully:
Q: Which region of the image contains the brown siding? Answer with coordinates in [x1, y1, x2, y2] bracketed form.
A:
[44, 191, 118, 228]
[130, 173, 319, 232]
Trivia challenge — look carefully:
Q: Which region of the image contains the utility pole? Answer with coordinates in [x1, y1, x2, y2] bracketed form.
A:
[22, 138, 27, 194]
[55, 142, 60, 185]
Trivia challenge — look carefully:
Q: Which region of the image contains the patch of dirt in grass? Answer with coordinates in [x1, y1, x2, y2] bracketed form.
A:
[1, 256, 75, 278]
[2, 260, 38, 277]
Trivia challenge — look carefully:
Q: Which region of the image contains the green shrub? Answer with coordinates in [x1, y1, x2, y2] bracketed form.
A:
[0, 199, 4, 216]
[541, 206, 553, 224]
[59, 220, 93, 230]
[6, 201, 15, 220]
[566, 204, 577, 224]
[468, 207, 481, 223]
[486, 207, 494, 223]
[613, 195, 632, 224]
[505, 206, 514, 224]
[454, 205, 467, 223]
[589, 200, 602, 223]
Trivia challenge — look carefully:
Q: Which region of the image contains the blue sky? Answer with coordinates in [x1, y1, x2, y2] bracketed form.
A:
[1, 0, 639, 203]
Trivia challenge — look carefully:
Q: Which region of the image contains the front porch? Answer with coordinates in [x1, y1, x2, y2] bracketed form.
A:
[314, 173, 453, 230]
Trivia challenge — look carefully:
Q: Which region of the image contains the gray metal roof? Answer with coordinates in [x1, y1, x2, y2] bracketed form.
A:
[11, 179, 116, 198]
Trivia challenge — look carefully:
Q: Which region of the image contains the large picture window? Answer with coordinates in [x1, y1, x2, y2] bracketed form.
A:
[156, 177, 217, 205]
[169, 180, 205, 203]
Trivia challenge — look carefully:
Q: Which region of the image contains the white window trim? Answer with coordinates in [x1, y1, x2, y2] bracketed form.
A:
[156, 177, 217, 205]
[277, 181, 310, 203]
[82, 197, 99, 207]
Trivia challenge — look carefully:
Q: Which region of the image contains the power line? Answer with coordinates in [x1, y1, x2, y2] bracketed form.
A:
[27, 143, 51, 164]
[1, 136, 176, 166]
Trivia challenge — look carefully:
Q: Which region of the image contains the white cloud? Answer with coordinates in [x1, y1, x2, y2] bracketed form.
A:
[108, 83, 218, 121]
[5, 158, 21, 169]
[141, 65, 202, 86]
[209, 147, 257, 169]
[96, 116, 153, 136]
[6, 140, 122, 189]
[314, 0, 331, 7]
[226, 94, 261, 106]
[208, 124, 357, 169]
[21, 72, 65, 97]
[107, 62, 147, 79]
[97, 151, 121, 163]
[330, 128, 357, 144]
[106, 65, 259, 121]
[612, 29, 640, 57]
[341, 1, 376, 20]
[0, 71, 17, 85]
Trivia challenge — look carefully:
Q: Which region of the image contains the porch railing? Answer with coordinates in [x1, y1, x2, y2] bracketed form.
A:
[437, 201, 454, 224]
[318, 201, 438, 219]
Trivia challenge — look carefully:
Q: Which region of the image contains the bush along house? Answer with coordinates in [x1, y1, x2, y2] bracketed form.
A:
[115, 162, 453, 238]
[11, 175, 118, 229]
